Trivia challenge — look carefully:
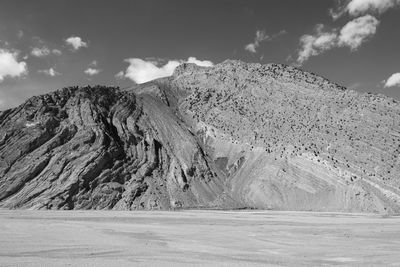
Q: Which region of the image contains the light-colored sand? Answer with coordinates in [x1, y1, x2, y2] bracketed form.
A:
[0, 210, 399, 266]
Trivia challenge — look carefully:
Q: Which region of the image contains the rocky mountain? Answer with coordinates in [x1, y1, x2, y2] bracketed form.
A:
[1, 60, 400, 213]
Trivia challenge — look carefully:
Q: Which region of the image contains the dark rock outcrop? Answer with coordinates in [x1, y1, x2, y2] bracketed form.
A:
[1, 60, 400, 213]
[0, 86, 231, 210]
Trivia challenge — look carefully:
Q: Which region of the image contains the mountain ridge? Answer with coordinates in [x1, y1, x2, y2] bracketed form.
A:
[1, 60, 400, 213]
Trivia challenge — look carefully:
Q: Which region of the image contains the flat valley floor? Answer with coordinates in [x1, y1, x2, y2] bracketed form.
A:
[0, 210, 399, 266]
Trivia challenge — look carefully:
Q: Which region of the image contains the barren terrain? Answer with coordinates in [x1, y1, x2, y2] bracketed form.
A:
[2, 61, 400, 213]
[0, 210, 399, 266]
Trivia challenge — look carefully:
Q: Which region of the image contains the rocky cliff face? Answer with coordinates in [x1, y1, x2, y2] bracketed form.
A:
[1, 60, 400, 213]
[0, 86, 231, 210]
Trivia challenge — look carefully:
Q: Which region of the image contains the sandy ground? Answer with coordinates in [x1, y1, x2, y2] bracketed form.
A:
[0, 210, 399, 266]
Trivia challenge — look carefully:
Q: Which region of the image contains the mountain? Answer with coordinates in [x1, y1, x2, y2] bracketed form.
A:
[1, 60, 400, 213]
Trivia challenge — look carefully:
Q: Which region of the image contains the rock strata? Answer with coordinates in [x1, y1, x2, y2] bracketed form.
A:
[0, 86, 230, 210]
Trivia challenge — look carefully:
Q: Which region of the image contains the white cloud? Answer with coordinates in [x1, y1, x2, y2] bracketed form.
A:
[348, 0, 399, 15]
[31, 46, 51, 57]
[338, 15, 379, 50]
[124, 59, 180, 84]
[297, 24, 338, 64]
[244, 30, 286, 54]
[245, 30, 269, 53]
[84, 68, 101, 76]
[332, 0, 400, 18]
[115, 71, 125, 79]
[52, 49, 62, 55]
[31, 46, 62, 57]
[84, 60, 101, 76]
[0, 49, 27, 82]
[38, 68, 60, 77]
[121, 57, 214, 84]
[186, 57, 214, 67]
[245, 43, 257, 53]
[296, 15, 379, 64]
[384, 73, 400, 87]
[65, 36, 88, 51]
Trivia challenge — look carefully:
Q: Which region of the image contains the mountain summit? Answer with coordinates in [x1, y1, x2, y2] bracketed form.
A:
[1, 60, 399, 213]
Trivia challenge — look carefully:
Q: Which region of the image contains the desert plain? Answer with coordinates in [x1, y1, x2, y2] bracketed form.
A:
[0, 209, 399, 266]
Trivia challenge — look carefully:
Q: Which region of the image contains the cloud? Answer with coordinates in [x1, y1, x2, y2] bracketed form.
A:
[245, 30, 268, 53]
[31, 46, 62, 57]
[332, 0, 400, 18]
[0, 49, 27, 82]
[245, 30, 286, 53]
[31, 47, 50, 57]
[384, 73, 400, 87]
[121, 57, 214, 84]
[347, 0, 399, 15]
[65, 36, 88, 51]
[115, 71, 125, 79]
[186, 57, 213, 67]
[296, 15, 379, 64]
[38, 68, 60, 77]
[84, 60, 101, 76]
[297, 24, 338, 64]
[52, 49, 62, 55]
[123, 59, 180, 84]
[338, 15, 379, 50]
[84, 68, 101, 76]
[244, 43, 257, 54]
[30, 36, 62, 57]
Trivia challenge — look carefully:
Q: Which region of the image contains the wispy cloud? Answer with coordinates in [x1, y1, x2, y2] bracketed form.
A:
[245, 30, 286, 53]
[245, 30, 269, 53]
[52, 49, 62, 55]
[297, 24, 338, 64]
[115, 71, 125, 79]
[38, 67, 60, 77]
[31, 46, 50, 57]
[31, 46, 62, 57]
[296, 15, 379, 64]
[338, 15, 379, 50]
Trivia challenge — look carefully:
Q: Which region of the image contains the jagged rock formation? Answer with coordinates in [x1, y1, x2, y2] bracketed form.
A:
[0, 86, 231, 210]
[1, 60, 400, 213]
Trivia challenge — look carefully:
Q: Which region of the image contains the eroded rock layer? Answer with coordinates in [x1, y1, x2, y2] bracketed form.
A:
[1, 60, 400, 213]
[0, 86, 230, 210]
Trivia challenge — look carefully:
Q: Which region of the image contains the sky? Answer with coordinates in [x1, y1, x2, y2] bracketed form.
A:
[0, 0, 400, 110]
